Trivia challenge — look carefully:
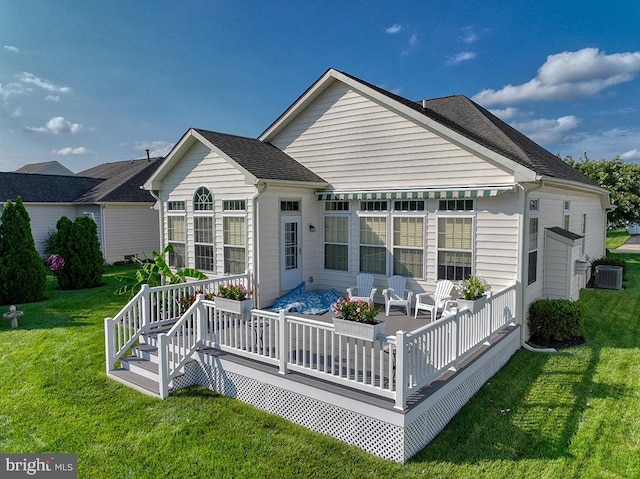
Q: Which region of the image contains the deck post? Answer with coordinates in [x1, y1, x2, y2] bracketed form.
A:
[394, 330, 408, 410]
[104, 317, 115, 372]
[453, 313, 461, 370]
[196, 294, 206, 347]
[158, 333, 169, 399]
[140, 284, 150, 331]
[278, 309, 288, 375]
[486, 292, 494, 344]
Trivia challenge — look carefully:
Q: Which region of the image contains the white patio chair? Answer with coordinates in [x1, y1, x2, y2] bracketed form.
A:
[347, 273, 377, 302]
[414, 280, 455, 320]
[382, 275, 414, 317]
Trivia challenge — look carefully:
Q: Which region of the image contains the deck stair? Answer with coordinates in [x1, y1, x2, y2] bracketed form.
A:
[107, 321, 189, 398]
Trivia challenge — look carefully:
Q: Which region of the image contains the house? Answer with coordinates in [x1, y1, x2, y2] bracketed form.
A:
[145, 68, 610, 331]
[0, 157, 162, 263]
[108, 68, 611, 461]
[15, 160, 74, 176]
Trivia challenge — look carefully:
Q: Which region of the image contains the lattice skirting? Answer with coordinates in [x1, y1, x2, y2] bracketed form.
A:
[170, 327, 521, 463]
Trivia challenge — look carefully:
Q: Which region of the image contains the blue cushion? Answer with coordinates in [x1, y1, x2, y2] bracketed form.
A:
[270, 286, 342, 315]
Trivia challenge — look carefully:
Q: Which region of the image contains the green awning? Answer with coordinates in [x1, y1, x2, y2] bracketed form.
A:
[317, 186, 515, 201]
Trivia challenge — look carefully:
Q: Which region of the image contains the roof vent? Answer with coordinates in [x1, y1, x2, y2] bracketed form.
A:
[595, 265, 623, 290]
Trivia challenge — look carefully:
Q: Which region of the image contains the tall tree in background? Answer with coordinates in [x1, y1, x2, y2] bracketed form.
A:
[0, 197, 47, 305]
[565, 155, 640, 226]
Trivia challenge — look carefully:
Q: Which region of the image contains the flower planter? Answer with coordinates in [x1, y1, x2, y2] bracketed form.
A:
[332, 317, 385, 341]
[457, 295, 487, 314]
[214, 297, 253, 316]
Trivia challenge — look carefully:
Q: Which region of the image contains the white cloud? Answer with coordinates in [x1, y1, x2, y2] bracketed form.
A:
[45, 94, 60, 102]
[52, 146, 88, 156]
[19, 72, 71, 94]
[3, 45, 19, 53]
[473, 48, 640, 105]
[135, 140, 174, 157]
[11, 108, 21, 118]
[460, 26, 478, 44]
[0, 82, 30, 100]
[401, 34, 418, 56]
[489, 107, 520, 120]
[26, 116, 83, 134]
[448, 51, 476, 65]
[621, 149, 640, 161]
[511, 115, 581, 144]
[385, 24, 402, 34]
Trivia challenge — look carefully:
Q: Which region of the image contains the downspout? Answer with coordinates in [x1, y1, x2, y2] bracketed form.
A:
[252, 182, 269, 308]
[100, 203, 107, 263]
[150, 190, 164, 257]
[517, 180, 556, 352]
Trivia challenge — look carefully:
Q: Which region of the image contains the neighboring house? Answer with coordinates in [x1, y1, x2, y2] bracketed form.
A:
[15, 160, 74, 176]
[0, 157, 162, 263]
[145, 68, 611, 331]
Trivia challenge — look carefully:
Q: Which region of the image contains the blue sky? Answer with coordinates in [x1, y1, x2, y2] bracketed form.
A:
[1, 1, 639, 173]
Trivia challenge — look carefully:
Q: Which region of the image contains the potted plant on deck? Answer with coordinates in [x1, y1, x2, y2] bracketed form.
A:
[457, 275, 489, 313]
[331, 297, 384, 341]
[215, 283, 253, 317]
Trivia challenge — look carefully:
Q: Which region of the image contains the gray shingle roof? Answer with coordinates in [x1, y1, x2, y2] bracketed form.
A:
[194, 129, 326, 184]
[0, 172, 103, 203]
[76, 158, 162, 202]
[0, 158, 161, 204]
[339, 70, 597, 187]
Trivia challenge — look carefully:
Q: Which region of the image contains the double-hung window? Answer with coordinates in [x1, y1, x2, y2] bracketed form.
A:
[563, 201, 571, 230]
[167, 200, 186, 268]
[392, 200, 424, 277]
[359, 201, 387, 275]
[437, 199, 474, 280]
[324, 201, 349, 271]
[193, 187, 214, 271]
[223, 200, 246, 274]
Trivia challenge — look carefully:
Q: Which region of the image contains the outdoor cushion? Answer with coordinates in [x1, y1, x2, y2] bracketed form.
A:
[270, 284, 341, 315]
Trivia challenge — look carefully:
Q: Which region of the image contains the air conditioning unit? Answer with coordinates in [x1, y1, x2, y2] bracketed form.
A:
[595, 265, 623, 290]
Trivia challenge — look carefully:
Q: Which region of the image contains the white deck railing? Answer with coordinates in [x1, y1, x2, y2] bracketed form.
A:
[105, 272, 251, 373]
[155, 283, 517, 409]
[106, 278, 516, 410]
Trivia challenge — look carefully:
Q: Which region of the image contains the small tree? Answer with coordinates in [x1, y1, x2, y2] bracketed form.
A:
[0, 197, 47, 305]
[53, 215, 104, 290]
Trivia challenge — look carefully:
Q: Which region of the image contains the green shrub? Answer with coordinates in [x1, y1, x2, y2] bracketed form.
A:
[52, 216, 104, 290]
[0, 197, 47, 305]
[529, 298, 585, 342]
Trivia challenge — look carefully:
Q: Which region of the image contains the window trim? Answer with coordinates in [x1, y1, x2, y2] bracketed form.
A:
[193, 187, 214, 272]
[167, 200, 186, 268]
[436, 213, 475, 281]
[527, 203, 539, 285]
[323, 212, 350, 272]
[222, 199, 247, 274]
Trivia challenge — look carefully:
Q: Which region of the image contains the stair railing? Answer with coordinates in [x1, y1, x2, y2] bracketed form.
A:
[157, 295, 207, 399]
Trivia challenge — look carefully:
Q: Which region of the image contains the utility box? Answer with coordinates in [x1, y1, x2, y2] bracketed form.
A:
[595, 265, 623, 290]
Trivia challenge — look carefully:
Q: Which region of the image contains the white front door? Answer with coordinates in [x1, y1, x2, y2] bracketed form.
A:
[281, 216, 302, 291]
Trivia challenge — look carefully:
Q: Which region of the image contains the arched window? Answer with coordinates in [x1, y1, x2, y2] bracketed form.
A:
[194, 187, 213, 211]
[193, 187, 214, 271]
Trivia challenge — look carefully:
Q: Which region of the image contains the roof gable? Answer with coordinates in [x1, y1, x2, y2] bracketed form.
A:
[261, 68, 599, 189]
[145, 128, 327, 189]
[14, 160, 74, 176]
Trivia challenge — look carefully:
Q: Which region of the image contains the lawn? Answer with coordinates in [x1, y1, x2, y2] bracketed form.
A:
[1, 260, 639, 478]
[606, 228, 632, 249]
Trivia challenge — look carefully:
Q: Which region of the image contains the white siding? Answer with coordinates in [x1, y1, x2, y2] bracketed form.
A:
[159, 143, 256, 278]
[102, 204, 160, 263]
[24, 204, 76, 256]
[543, 235, 570, 299]
[271, 82, 514, 190]
[254, 186, 319, 308]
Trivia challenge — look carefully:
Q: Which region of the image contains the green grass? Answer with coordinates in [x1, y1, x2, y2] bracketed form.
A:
[606, 228, 632, 250]
[1, 261, 639, 478]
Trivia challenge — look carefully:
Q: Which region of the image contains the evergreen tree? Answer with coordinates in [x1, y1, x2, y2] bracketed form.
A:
[0, 197, 47, 305]
[54, 216, 104, 289]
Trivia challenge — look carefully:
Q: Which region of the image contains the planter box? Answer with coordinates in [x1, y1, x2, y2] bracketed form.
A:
[457, 295, 487, 314]
[214, 297, 253, 316]
[332, 317, 385, 341]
